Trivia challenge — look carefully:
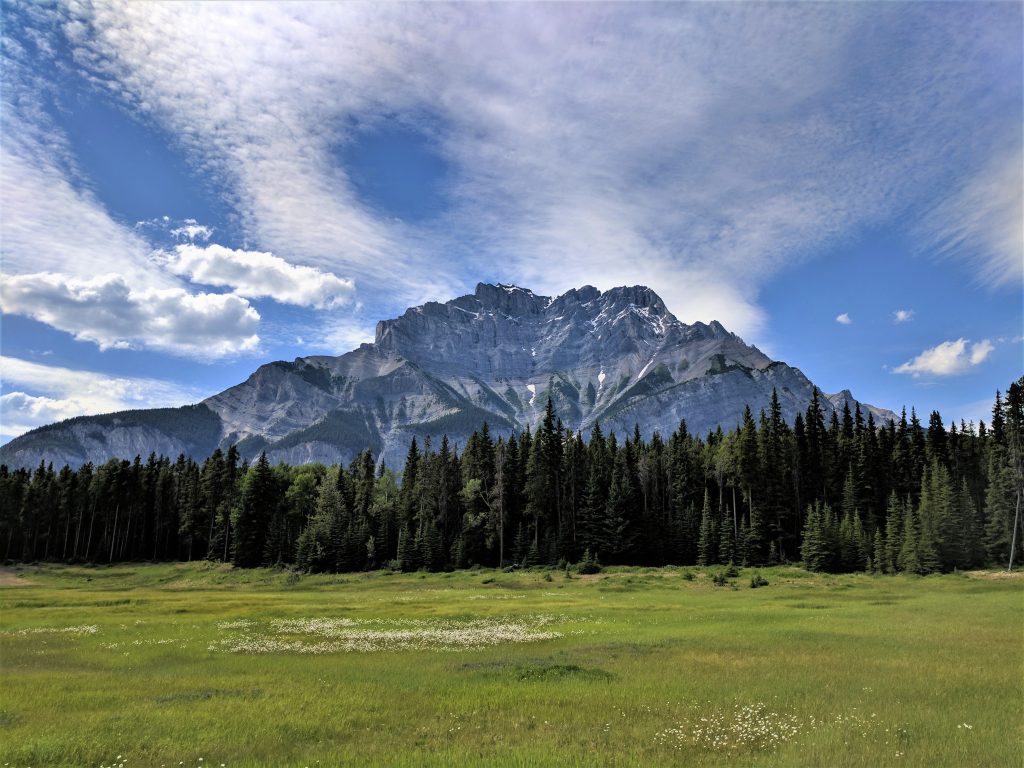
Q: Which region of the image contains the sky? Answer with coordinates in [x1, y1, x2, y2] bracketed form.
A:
[1, 1, 1021, 443]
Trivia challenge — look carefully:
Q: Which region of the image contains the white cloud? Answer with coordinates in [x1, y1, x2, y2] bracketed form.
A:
[893, 338, 995, 377]
[166, 244, 355, 309]
[0, 34, 267, 360]
[311, 318, 376, 354]
[0, 129, 172, 288]
[0, 273, 260, 358]
[55, 3, 1020, 337]
[0, 356, 204, 440]
[134, 216, 213, 245]
[170, 219, 213, 242]
[922, 142, 1024, 288]
[893, 309, 914, 323]
[0, 29, 170, 288]
[61, 2, 435, 306]
[836, 313, 852, 325]
[1, 392, 95, 439]
[968, 339, 994, 365]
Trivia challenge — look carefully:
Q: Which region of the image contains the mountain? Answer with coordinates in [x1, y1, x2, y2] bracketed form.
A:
[0, 283, 896, 470]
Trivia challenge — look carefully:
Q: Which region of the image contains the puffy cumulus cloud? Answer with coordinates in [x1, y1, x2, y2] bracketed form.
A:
[1, 392, 92, 439]
[836, 313, 852, 325]
[55, 2, 1021, 338]
[171, 219, 213, 242]
[0, 273, 260, 358]
[0, 356, 204, 440]
[166, 244, 355, 309]
[968, 339, 995, 365]
[893, 338, 995, 377]
[0, 23, 262, 361]
[893, 309, 914, 323]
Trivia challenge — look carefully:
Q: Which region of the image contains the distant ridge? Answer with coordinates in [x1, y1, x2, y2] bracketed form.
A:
[0, 284, 896, 469]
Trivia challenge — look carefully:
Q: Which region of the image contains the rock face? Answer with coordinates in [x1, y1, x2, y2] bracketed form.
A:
[0, 284, 896, 470]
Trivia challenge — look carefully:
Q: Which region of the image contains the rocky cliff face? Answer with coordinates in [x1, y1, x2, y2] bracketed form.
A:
[0, 284, 896, 469]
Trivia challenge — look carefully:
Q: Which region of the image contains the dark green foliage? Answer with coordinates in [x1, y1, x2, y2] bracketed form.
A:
[577, 548, 602, 574]
[270, 408, 383, 459]
[801, 502, 836, 572]
[233, 453, 277, 568]
[2, 377, 1019, 575]
[697, 491, 716, 567]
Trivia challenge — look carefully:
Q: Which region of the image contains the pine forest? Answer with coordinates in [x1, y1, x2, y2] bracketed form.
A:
[3, 379, 1021, 576]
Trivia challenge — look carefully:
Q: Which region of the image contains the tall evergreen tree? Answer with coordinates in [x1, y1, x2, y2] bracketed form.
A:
[233, 453, 276, 568]
[697, 490, 716, 567]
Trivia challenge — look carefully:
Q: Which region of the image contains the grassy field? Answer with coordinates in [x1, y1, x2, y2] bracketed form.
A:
[1, 563, 1020, 767]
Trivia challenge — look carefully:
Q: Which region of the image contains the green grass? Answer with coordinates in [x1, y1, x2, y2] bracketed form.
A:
[1, 563, 1021, 767]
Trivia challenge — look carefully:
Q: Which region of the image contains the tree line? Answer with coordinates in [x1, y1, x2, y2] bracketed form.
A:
[1, 378, 1021, 574]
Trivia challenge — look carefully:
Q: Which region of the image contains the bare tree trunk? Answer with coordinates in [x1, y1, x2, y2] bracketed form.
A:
[74, 504, 85, 561]
[1009, 489, 1021, 571]
[109, 504, 119, 563]
[207, 505, 216, 560]
[62, 507, 72, 561]
[120, 507, 133, 561]
[223, 511, 231, 563]
[85, 503, 97, 562]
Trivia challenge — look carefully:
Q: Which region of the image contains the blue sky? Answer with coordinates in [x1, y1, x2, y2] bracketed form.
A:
[1, 2, 1021, 442]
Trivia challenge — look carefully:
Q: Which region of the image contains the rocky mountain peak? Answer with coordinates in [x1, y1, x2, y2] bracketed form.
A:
[473, 282, 549, 313]
[599, 285, 670, 315]
[0, 282, 897, 471]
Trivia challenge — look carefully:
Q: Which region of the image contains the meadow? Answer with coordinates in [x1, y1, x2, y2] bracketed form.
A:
[0, 563, 1020, 767]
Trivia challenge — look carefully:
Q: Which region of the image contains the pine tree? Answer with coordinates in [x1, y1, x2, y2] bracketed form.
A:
[599, 451, 632, 563]
[801, 502, 828, 572]
[984, 453, 1018, 566]
[718, 505, 735, 564]
[396, 524, 415, 572]
[420, 522, 444, 571]
[399, 438, 420, 531]
[883, 493, 903, 574]
[955, 479, 983, 568]
[915, 466, 944, 574]
[233, 453, 276, 568]
[295, 477, 343, 572]
[697, 490, 717, 567]
[852, 513, 869, 572]
[898, 503, 921, 574]
[872, 529, 885, 573]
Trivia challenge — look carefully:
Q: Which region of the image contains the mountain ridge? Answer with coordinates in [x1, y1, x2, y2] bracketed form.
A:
[1, 283, 897, 469]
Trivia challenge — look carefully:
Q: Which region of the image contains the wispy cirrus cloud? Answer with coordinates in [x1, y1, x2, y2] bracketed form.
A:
[0, 20, 268, 359]
[53, 2, 1021, 340]
[893, 338, 995, 378]
[920, 141, 1023, 289]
